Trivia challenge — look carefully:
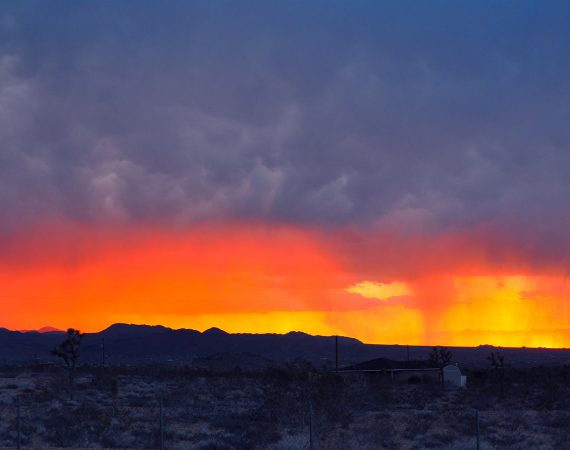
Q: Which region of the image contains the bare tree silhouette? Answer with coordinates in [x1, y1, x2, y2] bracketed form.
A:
[488, 351, 506, 396]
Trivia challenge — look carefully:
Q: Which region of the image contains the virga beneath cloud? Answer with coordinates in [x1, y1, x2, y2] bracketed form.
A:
[1, 1, 570, 346]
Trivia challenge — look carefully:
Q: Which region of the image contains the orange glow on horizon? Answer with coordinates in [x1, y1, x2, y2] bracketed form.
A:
[2, 224, 570, 348]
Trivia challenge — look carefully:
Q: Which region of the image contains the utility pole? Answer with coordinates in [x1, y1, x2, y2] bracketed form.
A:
[335, 335, 339, 373]
[100, 337, 106, 367]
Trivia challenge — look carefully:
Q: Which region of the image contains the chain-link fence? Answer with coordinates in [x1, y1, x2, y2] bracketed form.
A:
[3, 400, 570, 449]
[0, 396, 313, 449]
[1, 368, 570, 449]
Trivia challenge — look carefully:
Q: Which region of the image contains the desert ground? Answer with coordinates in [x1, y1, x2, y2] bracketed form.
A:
[0, 361, 569, 449]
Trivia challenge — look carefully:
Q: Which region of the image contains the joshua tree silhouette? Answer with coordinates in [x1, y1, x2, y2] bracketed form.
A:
[428, 346, 452, 367]
[488, 351, 506, 396]
[51, 328, 83, 399]
[428, 346, 453, 385]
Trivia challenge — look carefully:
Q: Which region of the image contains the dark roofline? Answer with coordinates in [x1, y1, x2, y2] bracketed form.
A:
[337, 368, 440, 373]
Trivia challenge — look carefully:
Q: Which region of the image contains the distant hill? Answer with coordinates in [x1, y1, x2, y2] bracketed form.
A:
[2, 323, 570, 368]
[17, 326, 64, 334]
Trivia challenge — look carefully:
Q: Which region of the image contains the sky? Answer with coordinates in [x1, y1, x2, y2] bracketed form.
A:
[2, 1, 570, 347]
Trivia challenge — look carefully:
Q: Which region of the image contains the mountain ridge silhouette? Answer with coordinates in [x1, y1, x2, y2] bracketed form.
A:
[1, 323, 569, 367]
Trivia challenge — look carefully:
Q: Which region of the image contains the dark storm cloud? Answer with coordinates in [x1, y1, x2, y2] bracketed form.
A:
[1, 0, 570, 236]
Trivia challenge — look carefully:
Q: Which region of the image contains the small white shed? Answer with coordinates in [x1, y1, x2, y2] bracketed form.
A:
[443, 364, 467, 388]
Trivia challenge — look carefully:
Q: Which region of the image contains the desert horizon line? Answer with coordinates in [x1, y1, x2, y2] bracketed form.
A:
[7, 322, 570, 351]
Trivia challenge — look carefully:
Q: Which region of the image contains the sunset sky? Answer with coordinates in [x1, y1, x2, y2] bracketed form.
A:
[2, 1, 570, 347]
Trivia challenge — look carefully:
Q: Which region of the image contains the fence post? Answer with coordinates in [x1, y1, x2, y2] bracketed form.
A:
[308, 399, 314, 450]
[475, 409, 480, 450]
[16, 397, 21, 450]
[159, 398, 164, 450]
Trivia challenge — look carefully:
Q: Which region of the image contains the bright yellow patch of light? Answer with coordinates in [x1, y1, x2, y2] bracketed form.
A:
[346, 280, 411, 300]
[442, 275, 570, 348]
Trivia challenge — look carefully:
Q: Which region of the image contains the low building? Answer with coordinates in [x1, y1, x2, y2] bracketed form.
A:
[338, 358, 467, 387]
[338, 358, 439, 384]
[443, 364, 467, 388]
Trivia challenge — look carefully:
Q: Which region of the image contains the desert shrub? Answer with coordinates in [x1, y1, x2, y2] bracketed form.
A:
[195, 440, 235, 450]
[408, 375, 421, 384]
[125, 394, 148, 407]
[470, 369, 488, 383]
[506, 412, 530, 431]
[483, 413, 529, 448]
[0, 366, 22, 378]
[206, 413, 282, 450]
[100, 425, 134, 448]
[262, 367, 297, 385]
[542, 411, 570, 430]
[442, 409, 475, 436]
[364, 371, 391, 389]
[42, 402, 113, 447]
[369, 384, 398, 408]
[403, 411, 434, 440]
[424, 430, 456, 448]
[31, 374, 68, 402]
[535, 382, 563, 409]
[0, 410, 35, 448]
[464, 386, 497, 410]
[351, 412, 397, 448]
[396, 384, 441, 409]
[309, 376, 355, 426]
[486, 429, 526, 447]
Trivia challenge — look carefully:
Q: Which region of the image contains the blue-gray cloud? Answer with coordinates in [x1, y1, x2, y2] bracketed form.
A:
[1, 1, 570, 239]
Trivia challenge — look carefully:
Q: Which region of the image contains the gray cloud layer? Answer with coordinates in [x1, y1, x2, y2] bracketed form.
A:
[1, 1, 570, 236]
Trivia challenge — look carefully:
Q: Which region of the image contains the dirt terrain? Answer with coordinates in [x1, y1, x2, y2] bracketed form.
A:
[0, 362, 569, 449]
